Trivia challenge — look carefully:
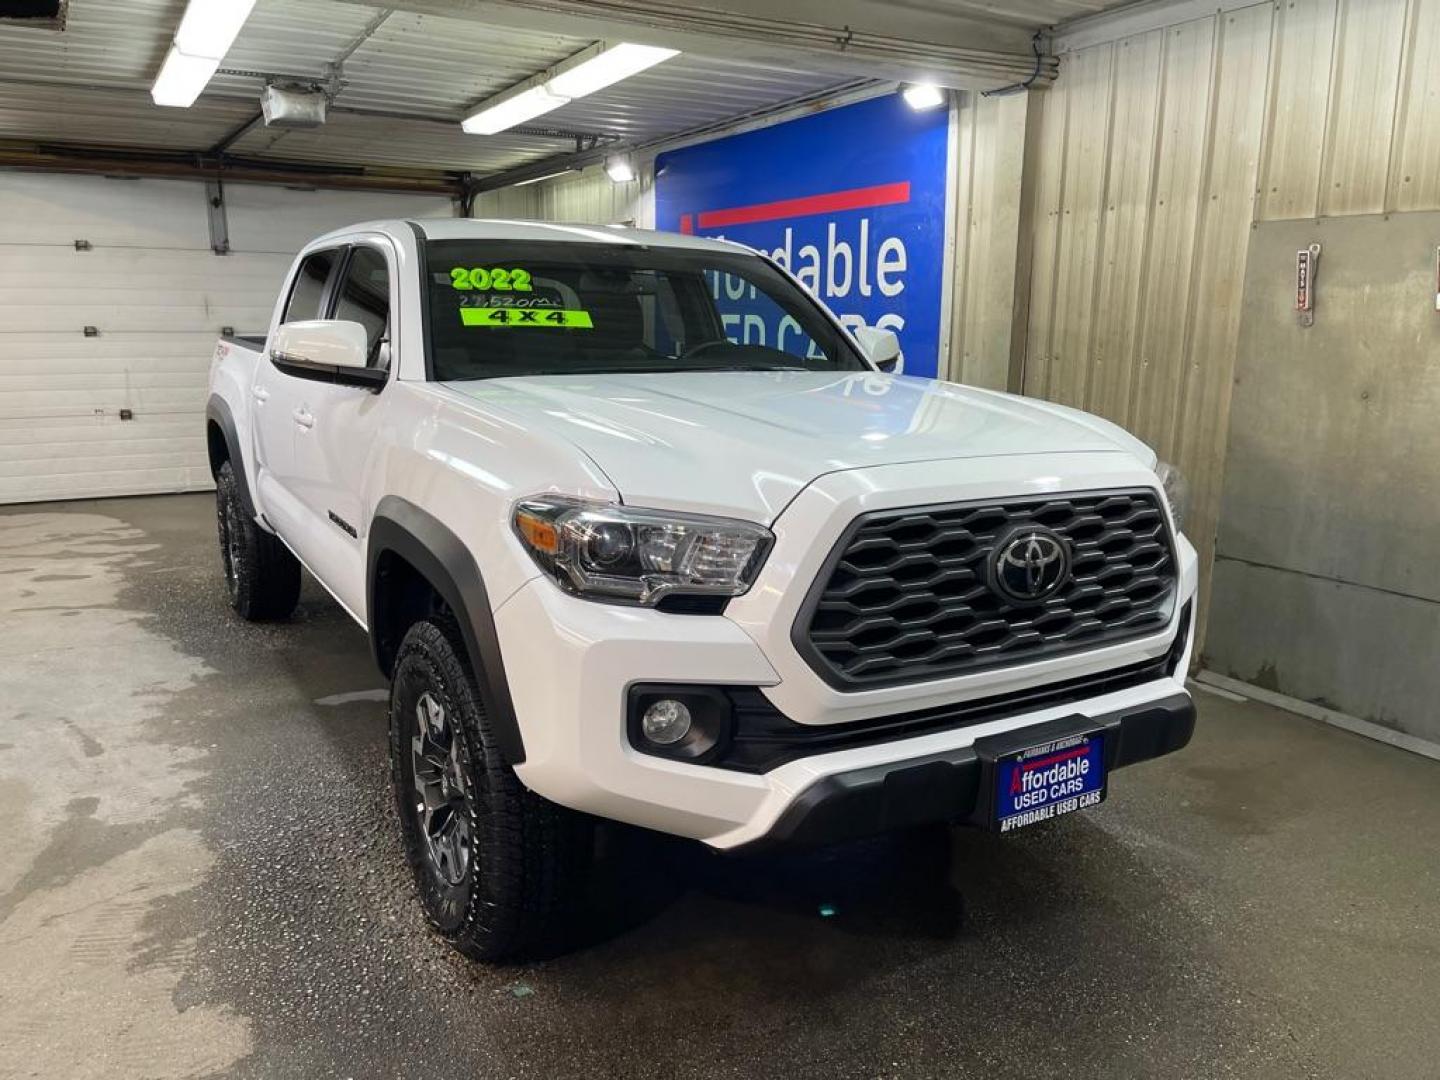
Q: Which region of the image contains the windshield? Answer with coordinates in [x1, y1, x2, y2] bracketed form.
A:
[424, 240, 867, 381]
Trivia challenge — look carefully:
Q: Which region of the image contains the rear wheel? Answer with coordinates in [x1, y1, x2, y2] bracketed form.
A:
[389, 617, 592, 961]
[215, 460, 300, 620]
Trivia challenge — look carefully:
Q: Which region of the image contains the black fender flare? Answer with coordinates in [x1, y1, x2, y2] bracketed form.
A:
[367, 496, 526, 765]
[205, 395, 257, 519]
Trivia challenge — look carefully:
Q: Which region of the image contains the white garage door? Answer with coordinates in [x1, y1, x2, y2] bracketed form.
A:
[0, 172, 454, 505]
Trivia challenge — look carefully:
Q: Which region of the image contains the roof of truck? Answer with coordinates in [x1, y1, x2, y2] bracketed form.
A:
[318, 218, 753, 254]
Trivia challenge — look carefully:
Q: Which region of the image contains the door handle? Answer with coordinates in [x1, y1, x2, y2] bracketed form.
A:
[252, 386, 270, 403]
[292, 407, 315, 430]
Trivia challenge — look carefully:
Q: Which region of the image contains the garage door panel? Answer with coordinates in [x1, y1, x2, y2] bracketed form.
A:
[0, 464, 212, 505]
[0, 303, 276, 334]
[0, 416, 211, 504]
[0, 272, 287, 293]
[0, 417, 208, 451]
[0, 333, 221, 359]
[0, 248, 291, 290]
[0, 335, 220, 422]
[0, 172, 452, 503]
[0, 174, 213, 249]
[1, 386, 206, 418]
[0, 445, 209, 479]
[0, 369, 209, 392]
[0, 279, 284, 312]
[0, 415, 203, 447]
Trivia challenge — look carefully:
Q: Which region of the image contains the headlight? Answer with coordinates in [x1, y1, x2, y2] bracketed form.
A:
[512, 497, 773, 606]
[1156, 461, 1189, 530]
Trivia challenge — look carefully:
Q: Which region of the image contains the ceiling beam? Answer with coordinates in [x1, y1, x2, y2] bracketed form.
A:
[328, 0, 1056, 90]
[0, 140, 464, 197]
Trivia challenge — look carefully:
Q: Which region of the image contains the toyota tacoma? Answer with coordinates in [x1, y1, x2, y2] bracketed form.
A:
[205, 218, 1197, 960]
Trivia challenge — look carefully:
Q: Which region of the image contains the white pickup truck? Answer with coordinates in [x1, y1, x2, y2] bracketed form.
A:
[206, 218, 1198, 960]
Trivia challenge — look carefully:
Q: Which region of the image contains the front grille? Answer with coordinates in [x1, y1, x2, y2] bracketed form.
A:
[719, 605, 1187, 772]
[794, 489, 1178, 689]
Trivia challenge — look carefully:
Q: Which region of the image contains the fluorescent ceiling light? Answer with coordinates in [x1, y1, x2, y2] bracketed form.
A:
[151, 0, 256, 108]
[513, 169, 577, 187]
[175, 0, 257, 59]
[902, 83, 945, 110]
[604, 156, 636, 184]
[548, 43, 680, 99]
[462, 41, 681, 136]
[462, 84, 570, 135]
[151, 45, 222, 108]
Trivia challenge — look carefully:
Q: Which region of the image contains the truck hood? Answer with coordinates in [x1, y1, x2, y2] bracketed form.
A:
[440, 371, 1153, 522]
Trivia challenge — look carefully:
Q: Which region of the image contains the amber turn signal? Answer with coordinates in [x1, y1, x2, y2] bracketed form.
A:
[514, 510, 559, 553]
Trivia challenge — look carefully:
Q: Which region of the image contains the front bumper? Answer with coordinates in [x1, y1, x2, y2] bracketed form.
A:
[732, 692, 1195, 852]
[493, 453, 1199, 850]
[494, 577, 1195, 850]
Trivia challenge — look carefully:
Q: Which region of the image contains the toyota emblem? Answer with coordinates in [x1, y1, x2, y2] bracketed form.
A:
[988, 526, 1071, 604]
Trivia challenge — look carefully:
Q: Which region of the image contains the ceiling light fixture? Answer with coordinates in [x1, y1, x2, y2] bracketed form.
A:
[151, 0, 257, 108]
[902, 83, 946, 111]
[547, 43, 679, 99]
[513, 168, 578, 187]
[462, 41, 680, 136]
[151, 46, 222, 107]
[461, 83, 570, 135]
[604, 156, 636, 184]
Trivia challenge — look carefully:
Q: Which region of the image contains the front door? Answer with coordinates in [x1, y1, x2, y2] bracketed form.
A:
[290, 240, 396, 616]
[250, 246, 343, 544]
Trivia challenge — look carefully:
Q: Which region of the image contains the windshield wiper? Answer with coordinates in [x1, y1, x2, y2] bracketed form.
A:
[674, 364, 812, 373]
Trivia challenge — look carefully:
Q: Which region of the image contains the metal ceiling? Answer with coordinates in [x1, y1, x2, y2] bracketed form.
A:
[0, 0, 1136, 186]
[0, 0, 856, 179]
[884, 0, 1136, 30]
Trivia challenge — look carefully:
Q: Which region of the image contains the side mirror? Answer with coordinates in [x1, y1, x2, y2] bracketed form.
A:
[853, 326, 902, 372]
[270, 320, 386, 390]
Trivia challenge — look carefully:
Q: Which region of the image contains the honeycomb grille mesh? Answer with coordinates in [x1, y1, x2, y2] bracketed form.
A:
[798, 490, 1177, 688]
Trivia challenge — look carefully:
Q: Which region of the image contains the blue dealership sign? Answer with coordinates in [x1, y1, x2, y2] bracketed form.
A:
[655, 92, 951, 377]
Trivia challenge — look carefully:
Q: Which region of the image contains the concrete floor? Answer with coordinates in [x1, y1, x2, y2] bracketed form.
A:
[1, 493, 1437, 1080]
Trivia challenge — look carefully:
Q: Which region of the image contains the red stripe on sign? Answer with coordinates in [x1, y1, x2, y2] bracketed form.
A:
[679, 213, 694, 234]
[695, 181, 911, 229]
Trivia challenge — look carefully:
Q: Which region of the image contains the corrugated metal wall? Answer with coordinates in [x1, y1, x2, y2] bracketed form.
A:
[947, 90, 1033, 390]
[1022, 0, 1440, 631]
[472, 164, 654, 228]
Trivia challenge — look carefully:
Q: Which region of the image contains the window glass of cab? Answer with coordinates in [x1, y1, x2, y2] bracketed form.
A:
[423, 240, 865, 381]
[333, 246, 391, 365]
[283, 249, 337, 324]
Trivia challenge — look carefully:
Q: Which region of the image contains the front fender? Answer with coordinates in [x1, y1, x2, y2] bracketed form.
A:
[367, 496, 526, 766]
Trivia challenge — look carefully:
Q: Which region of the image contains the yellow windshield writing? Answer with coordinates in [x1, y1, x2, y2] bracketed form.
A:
[459, 307, 594, 329]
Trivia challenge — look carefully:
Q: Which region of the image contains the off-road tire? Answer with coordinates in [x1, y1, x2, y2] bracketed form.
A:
[215, 460, 300, 621]
[389, 617, 592, 962]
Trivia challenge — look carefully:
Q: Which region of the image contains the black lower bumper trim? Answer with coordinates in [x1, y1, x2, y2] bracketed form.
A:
[736, 692, 1195, 852]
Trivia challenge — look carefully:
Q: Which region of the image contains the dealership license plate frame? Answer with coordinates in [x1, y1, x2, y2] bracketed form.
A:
[990, 727, 1107, 833]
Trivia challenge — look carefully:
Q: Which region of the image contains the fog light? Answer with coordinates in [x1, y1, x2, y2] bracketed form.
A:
[641, 699, 692, 745]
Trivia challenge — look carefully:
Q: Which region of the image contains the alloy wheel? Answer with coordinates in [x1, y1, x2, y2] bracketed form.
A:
[410, 691, 472, 887]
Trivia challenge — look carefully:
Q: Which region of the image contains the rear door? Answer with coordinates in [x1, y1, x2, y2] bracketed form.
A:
[250, 246, 342, 543]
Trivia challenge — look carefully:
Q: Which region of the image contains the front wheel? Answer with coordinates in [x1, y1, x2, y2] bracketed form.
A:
[389, 618, 592, 961]
[214, 461, 300, 621]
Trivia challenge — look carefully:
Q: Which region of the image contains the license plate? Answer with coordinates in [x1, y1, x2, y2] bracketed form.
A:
[994, 731, 1106, 832]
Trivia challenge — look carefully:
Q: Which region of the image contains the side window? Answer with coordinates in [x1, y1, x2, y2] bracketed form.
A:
[283, 249, 338, 324]
[333, 247, 391, 367]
